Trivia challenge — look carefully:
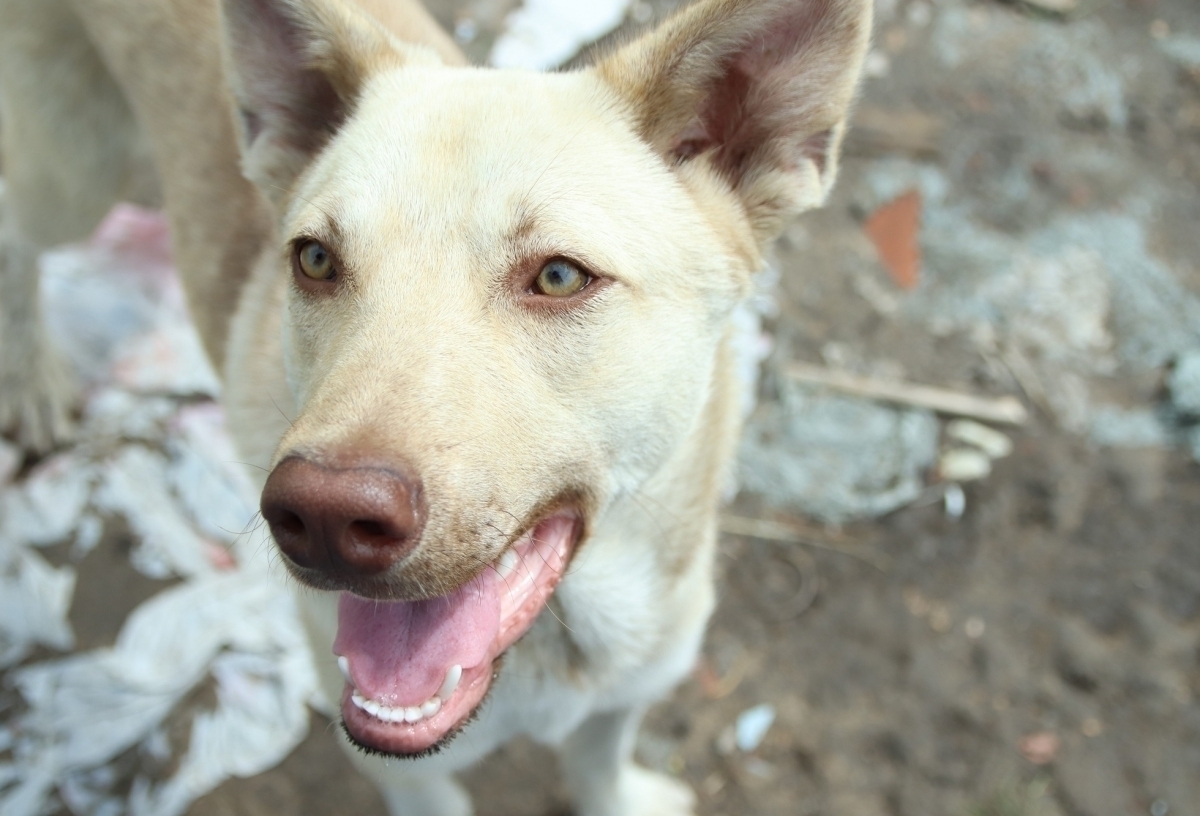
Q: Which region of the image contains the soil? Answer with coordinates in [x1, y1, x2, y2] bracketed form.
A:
[17, 0, 1200, 815]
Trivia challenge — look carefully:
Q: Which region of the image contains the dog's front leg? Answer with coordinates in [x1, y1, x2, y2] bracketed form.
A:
[0, 225, 73, 453]
[561, 707, 696, 816]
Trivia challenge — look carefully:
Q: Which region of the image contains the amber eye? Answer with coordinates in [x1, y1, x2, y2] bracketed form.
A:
[297, 240, 335, 281]
[534, 259, 589, 297]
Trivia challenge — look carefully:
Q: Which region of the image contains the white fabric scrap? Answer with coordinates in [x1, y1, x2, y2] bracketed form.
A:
[166, 403, 259, 557]
[92, 445, 218, 580]
[0, 439, 19, 485]
[0, 545, 76, 669]
[40, 204, 220, 397]
[5, 570, 314, 816]
[0, 454, 93, 548]
[0, 204, 316, 816]
[490, 0, 633, 70]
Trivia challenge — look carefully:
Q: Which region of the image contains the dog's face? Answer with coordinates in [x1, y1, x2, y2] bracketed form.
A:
[225, 0, 869, 756]
[272, 67, 744, 593]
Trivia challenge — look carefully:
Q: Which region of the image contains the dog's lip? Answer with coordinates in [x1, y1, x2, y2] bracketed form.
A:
[281, 504, 583, 602]
[338, 509, 582, 756]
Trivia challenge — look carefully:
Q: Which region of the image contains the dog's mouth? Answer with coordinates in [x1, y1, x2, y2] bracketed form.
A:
[333, 511, 579, 756]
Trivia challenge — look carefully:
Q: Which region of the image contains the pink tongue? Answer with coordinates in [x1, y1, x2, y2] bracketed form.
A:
[334, 571, 501, 706]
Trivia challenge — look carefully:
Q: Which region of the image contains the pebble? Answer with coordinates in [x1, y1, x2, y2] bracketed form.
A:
[939, 448, 992, 481]
[946, 419, 1013, 459]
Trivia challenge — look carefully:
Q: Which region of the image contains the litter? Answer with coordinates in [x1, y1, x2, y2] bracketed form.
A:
[1019, 731, 1060, 765]
[0, 454, 94, 548]
[0, 204, 312, 816]
[0, 546, 76, 669]
[734, 704, 776, 753]
[864, 190, 922, 290]
[1159, 36, 1200, 71]
[1088, 406, 1172, 449]
[92, 445, 220, 580]
[490, 0, 632, 70]
[939, 448, 992, 482]
[739, 380, 939, 524]
[946, 419, 1013, 459]
[1168, 351, 1200, 418]
[943, 484, 966, 519]
[785, 361, 1029, 426]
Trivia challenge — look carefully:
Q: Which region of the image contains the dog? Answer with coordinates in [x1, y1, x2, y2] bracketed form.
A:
[0, 0, 870, 812]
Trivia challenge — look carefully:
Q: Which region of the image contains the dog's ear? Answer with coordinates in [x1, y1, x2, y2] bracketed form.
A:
[219, 0, 427, 208]
[595, 0, 872, 244]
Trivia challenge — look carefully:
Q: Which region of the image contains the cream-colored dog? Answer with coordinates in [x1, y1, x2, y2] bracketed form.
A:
[0, 0, 870, 812]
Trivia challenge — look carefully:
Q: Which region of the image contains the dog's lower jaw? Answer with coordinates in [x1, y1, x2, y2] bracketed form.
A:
[339, 661, 493, 757]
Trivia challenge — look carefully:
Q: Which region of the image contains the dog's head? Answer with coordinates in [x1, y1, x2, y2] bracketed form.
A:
[221, 0, 870, 756]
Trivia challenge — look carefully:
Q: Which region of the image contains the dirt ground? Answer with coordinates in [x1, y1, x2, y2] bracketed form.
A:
[7, 0, 1199, 815]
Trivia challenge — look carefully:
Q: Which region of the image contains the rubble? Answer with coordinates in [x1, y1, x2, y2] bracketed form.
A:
[738, 381, 939, 524]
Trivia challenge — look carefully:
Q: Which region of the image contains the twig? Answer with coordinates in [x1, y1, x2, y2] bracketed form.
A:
[719, 514, 889, 572]
[784, 361, 1029, 426]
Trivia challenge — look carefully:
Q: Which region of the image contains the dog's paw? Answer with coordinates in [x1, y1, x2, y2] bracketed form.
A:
[0, 350, 75, 455]
[617, 765, 697, 816]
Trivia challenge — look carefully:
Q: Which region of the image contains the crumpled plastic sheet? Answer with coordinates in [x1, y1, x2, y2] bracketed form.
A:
[0, 543, 76, 669]
[0, 204, 315, 816]
[490, 0, 632, 70]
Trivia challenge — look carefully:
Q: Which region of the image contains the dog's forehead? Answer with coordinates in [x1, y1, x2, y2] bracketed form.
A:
[297, 67, 684, 245]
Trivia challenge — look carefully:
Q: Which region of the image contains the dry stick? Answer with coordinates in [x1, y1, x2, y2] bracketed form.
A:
[784, 361, 1029, 426]
[718, 514, 890, 572]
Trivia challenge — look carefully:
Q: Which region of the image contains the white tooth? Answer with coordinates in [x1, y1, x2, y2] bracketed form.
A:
[438, 665, 462, 700]
[404, 707, 422, 723]
[337, 656, 351, 682]
[496, 549, 519, 580]
[365, 700, 381, 717]
[422, 698, 441, 718]
[385, 707, 406, 723]
[351, 692, 367, 710]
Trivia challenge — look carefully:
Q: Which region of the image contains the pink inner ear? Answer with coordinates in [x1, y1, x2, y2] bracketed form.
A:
[228, 0, 347, 154]
[670, 0, 842, 182]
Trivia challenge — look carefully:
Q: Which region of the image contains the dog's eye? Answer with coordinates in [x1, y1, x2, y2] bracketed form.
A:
[297, 240, 335, 281]
[534, 259, 589, 297]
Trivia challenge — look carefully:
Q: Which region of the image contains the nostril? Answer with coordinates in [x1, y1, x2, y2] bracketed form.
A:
[349, 520, 390, 540]
[278, 511, 306, 537]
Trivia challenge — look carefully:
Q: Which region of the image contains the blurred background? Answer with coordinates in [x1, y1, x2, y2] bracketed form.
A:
[1, 0, 1198, 815]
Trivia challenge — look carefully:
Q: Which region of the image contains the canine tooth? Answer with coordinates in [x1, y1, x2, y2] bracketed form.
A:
[496, 549, 519, 580]
[439, 665, 462, 700]
[365, 700, 381, 717]
[422, 698, 441, 718]
[404, 707, 422, 723]
[337, 656, 351, 682]
[351, 692, 367, 710]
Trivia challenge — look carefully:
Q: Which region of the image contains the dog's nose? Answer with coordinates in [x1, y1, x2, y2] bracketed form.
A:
[260, 456, 425, 575]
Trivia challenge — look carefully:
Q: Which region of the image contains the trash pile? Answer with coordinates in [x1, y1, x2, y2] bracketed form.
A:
[0, 206, 317, 816]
